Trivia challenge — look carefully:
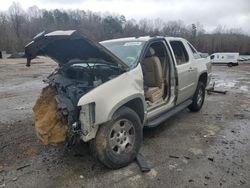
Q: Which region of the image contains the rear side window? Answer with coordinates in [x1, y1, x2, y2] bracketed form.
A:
[170, 41, 189, 65]
[187, 42, 201, 59]
[188, 43, 197, 53]
[210, 55, 215, 60]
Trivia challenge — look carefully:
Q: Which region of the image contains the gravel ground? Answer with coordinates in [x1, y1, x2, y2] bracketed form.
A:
[0, 58, 250, 188]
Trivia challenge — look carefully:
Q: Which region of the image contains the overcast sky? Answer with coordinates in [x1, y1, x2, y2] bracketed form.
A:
[1, 0, 250, 34]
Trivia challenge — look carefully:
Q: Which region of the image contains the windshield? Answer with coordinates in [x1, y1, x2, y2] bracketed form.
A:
[101, 41, 145, 68]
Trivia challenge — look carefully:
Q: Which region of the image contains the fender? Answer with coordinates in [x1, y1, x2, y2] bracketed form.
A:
[77, 64, 146, 141]
[194, 56, 211, 90]
[107, 93, 146, 122]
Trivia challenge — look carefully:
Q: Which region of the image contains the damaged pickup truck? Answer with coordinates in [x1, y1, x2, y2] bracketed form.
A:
[25, 30, 211, 169]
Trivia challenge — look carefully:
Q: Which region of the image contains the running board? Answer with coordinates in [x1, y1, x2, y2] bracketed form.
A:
[146, 100, 192, 128]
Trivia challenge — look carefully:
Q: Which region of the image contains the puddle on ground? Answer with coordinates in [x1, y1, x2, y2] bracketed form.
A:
[238, 86, 249, 92]
[146, 169, 158, 178]
[188, 148, 203, 155]
[200, 124, 221, 138]
[215, 80, 237, 88]
[215, 80, 249, 92]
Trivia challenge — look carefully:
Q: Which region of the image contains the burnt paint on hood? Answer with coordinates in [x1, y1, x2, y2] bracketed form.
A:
[25, 30, 129, 70]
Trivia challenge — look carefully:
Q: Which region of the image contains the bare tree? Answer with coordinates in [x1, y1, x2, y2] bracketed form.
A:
[8, 1, 24, 39]
[27, 6, 42, 20]
[0, 4, 249, 54]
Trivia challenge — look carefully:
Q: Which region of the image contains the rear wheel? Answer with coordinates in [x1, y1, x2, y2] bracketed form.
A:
[228, 62, 233, 67]
[188, 81, 205, 112]
[90, 107, 142, 169]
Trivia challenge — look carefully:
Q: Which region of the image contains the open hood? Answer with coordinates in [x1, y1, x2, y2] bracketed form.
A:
[25, 30, 129, 70]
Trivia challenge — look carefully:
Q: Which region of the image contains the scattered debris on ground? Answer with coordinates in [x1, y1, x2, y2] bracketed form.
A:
[169, 155, 179, 159]
[16, 164, 31, 171]
[136, 153, 151, 172]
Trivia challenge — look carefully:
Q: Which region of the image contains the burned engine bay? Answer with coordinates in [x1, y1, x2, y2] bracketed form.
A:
[50, 61, 123, 122]
[35, 60, 124, 144]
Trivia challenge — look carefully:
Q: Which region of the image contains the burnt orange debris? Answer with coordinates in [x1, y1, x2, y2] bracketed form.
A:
[33, 86, 68, 145]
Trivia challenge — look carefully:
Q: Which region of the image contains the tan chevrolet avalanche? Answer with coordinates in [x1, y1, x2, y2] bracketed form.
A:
[25, 30, 212, 169]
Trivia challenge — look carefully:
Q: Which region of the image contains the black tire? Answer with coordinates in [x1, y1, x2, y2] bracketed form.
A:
[90, 107, 142, 169]
[228, 63, 233, 67]
[188, 81, 205, 112]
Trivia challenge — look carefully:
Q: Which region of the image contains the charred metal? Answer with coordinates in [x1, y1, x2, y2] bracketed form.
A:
[45, 62, 124, 130]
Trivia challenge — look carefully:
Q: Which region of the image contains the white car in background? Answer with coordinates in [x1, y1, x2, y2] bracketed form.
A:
[210, 52, 239, 66]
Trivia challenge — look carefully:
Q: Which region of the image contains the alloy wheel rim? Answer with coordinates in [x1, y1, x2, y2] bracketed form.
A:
[109, 119, 135, 155]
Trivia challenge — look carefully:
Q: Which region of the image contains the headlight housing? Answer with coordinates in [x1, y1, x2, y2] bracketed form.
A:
[79, 102, 95, 136]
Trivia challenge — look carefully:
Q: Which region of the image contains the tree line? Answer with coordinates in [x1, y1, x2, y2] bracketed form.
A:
[1, 2, 250, 55]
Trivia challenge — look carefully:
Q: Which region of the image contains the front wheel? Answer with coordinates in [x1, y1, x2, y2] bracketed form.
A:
[188, 81, 205, 112]
[90, 107, 142, 169]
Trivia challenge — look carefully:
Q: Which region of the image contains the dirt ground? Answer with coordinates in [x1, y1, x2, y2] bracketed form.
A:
[0, 58, 250, 188]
